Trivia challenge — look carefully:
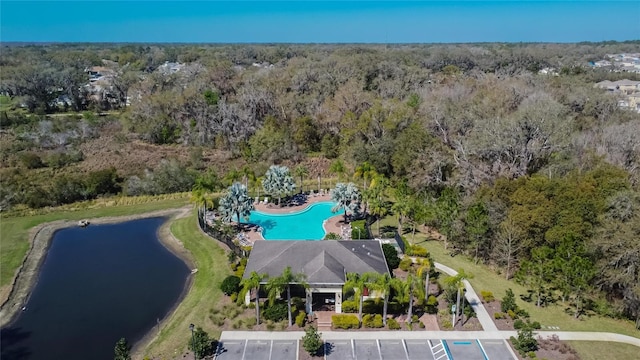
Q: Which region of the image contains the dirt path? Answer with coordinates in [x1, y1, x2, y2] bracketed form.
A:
[0, 206, 192, 328]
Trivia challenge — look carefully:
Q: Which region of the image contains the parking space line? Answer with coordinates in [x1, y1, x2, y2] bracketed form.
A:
[351, 339, 356, 360]
[269, 340, 273, 360]
[476, 339, 489, 360]
[241, 340, 248, 360]
[376, 339, 383, 360]
[297, 339, 300, 360]
[401, 339, 410, 360]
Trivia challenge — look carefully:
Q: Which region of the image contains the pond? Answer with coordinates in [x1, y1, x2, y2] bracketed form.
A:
[0, 217, 190, 360]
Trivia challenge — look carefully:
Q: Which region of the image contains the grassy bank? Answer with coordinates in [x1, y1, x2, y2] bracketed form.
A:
[375, 216, 639, 338]
[143, 212, 231, 359]
[0, 196, 189, 289]
[417, 237, 639, 337]
[570, 341, 638, 359]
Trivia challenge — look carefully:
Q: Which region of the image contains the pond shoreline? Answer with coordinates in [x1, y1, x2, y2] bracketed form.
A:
[0, 206, 194, 330]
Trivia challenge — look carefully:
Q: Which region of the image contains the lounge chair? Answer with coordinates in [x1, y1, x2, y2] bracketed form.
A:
[254, 196, 259, 204]
[263, 197, 268, 204]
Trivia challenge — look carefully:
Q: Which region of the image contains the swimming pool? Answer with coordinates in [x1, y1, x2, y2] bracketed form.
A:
[247, 202, 344, 240]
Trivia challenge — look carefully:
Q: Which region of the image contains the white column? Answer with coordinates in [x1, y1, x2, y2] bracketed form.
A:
[335, 291, 342, 313]
[306, 288, 313, 315]
[245, 290, 251, 306]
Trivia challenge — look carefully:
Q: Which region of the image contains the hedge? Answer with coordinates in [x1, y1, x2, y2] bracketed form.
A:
[332, 314, 360, 329]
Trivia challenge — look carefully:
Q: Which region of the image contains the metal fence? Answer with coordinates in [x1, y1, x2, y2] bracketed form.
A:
[394, 231, 406, 254]
[197, 208, 244, 257]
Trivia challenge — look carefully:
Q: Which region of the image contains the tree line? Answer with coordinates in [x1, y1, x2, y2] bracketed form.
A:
[1, 42, 639, 326]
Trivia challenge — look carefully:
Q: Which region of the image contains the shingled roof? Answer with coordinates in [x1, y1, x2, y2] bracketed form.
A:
[243, 240, 390, 285]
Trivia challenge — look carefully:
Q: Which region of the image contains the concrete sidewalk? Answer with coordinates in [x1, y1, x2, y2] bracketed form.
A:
[435, 262, 499, 332]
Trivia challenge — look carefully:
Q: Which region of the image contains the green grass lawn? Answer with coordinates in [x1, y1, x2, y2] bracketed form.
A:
[376, 215, 640, 338]
[570, 341, 639, 360]
[0, 197, 189, 288]
[143, 212, 231, 358]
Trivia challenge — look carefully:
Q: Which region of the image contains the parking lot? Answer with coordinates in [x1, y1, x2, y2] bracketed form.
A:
[215, 337, 516, 360]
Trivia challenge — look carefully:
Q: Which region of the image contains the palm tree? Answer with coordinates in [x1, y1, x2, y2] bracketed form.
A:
[294, 165, 309, 194]
[240, 271, 267, 325]
[241, 165, 256, 192]
[267, 266, 308, 327]
[445, 269, 473, 326]
[330, 182, 362, 222]
[416, 258, 433, 299]
[371, 273, 394, 326]
[262, 165, 296, 206]
[369, 197, 389, 237]
[391, 183, 411, 236]
[353, 161, 377, 190]
[218, 182, 254, 226]
[408, 199, 429, 246]
[224, 168, 243, 187]
[329, 159, 346, 185]
[191, 171, 220, 214]
[344, 272, 372, 325]
[392, 274, 418, 324]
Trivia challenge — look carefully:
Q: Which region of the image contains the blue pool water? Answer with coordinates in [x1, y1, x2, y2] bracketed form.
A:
[247, 202, 344, 240]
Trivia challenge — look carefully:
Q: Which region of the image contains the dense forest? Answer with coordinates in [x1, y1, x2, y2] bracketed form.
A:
[1, 42, 639, 327]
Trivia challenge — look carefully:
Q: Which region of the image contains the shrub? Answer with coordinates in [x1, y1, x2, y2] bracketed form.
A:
[530, 321, 541, 330]
[302, 326, 323, 356]
[295, 311, 307, 327]
[341, 300, 358, 313]
[234, 265, 246, 277]
[407, 245, 429, 257]
[411, 314, 419, 323]
[244, 317, 257, 328]
[382, 244, 400, 270]
[19, 152, 45, 169]
[230, 293, 238, 303]
[248, 302, 256, 309]
[511, 328, 538, 355]
[332, 314, 360, 329]
[210, 314, 225, 326]
[501, 288, 518, 313]
[387, 318, 401, 330]
[188, 326, 215, 358]
[507, 309, 518, 320]
[363, 314, 384, 328]
[266, 321, 276, 331]
[441, 320, 453, 330]
[418, 321, 425, 329]
[425, 295, 439, 314]
[351, 220, 369, 239]
[220, 275, 241, 296]
[362, 299, 383, 314]
[514, 319, 526, 329]
[480, 290, 495, 303]
[494, 312, 505, 320]
[399, 258, 413, 271]
[324, 232, 340, 240]
[263, 303, 288, 322]
[517, 308, 530, 319]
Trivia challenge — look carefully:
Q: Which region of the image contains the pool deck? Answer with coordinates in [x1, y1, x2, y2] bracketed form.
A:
[241, 193, 349, 243]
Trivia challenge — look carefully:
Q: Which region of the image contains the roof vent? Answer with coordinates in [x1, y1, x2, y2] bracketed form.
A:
[367, 252, 371, 256]
[362, 244, 366, 248]
[352, 248, 355, 251]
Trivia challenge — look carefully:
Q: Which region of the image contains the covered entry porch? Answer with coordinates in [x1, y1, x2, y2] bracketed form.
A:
[305, 286, 343, 315]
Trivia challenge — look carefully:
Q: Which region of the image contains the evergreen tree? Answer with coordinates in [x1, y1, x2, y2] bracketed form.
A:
[114, 338, 131, 360]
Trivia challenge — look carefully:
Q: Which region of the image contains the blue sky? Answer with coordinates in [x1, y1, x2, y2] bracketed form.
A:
[1, 1, 639, 43]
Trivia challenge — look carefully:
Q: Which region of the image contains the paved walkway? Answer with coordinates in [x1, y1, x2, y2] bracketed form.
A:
[219, 330, 640, 347]
[434, 262, 499, 332]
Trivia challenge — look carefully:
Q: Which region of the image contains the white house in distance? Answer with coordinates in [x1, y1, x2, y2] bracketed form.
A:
[242, 240, 390, 315]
